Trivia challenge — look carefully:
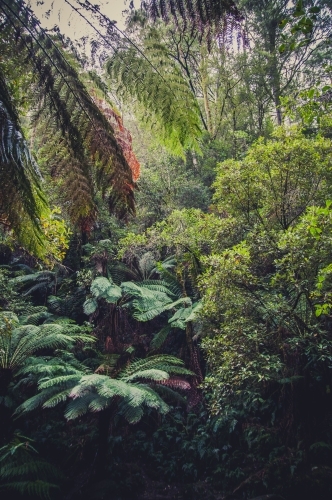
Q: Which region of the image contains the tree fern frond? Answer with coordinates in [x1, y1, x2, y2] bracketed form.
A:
[18, 307, 51, 326]
[131, 304, 170, 322]
[90, 277, 122, 302]
[150, 325, 172, 349]
[118, 354, 184, 379]
[142, 0, 243, 43]
[42, 389, 76, 409]
[133, 384, 170, 413]
[83, 298, 98, 315]
[153, 383, 186, 404]
[155, 262, 183, 297]
[64, 393, 95, 420]
[164, 297, 192, 310]
[117, 401, 144, 424]
[0, 460, 55, 480]
[88, 394, 110, 413]
[0, 0, 137, 225]
[122, 368, 170, 382]
[13, 390, 54, 416]
[0, 68, 46, 254]
[0, 315, 93, 371]
[141, 280, 178, 297]
[38, 375, 81, 390]
[157, 376, 191, 390]
[107, 39, 202, 156]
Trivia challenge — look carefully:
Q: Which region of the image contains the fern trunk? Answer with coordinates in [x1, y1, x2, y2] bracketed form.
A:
[96, 406, 114, 476]
[0, 368, 12, 396]
[0, 368, 12, 445]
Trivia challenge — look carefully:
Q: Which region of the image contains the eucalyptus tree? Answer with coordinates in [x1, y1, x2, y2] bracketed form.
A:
[238, 0, 332, 125]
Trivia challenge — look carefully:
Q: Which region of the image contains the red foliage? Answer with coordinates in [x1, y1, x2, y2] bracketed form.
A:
[158, 377, 191, 390]
[93, 96, 140, 181]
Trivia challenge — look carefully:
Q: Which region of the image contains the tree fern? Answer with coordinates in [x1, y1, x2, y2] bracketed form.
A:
[0, 0, 137, 234]
[0, 312, 94, 371]
[107, 35, 202, 156]
[142, 0, 241, 29]
[0, 69, 46, 254]
[15, 353, 192, 424]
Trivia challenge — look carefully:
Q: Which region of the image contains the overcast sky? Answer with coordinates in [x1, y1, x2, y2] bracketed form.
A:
[28, 0, 130, 36]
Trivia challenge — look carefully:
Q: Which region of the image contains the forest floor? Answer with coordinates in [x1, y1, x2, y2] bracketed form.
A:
[136, 470, 225, 500]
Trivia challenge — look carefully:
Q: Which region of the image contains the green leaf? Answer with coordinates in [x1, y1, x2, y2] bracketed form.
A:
[83, 298, 98, 315]
[279, 43, 286, 54]
[90, 277, 112, 298]
[279, 19, 289, 30]
[104, 284, 122, 303]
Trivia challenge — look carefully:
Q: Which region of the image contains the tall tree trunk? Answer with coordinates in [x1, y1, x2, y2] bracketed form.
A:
[200, 46, 213, 135]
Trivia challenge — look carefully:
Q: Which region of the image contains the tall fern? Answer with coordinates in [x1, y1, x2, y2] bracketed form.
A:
[0, 0, 136, 238]
[107, 29, 202, 156]
[0, 70, 46, 254]
[15, 354, 192, 424]
[0, 311, 93, 371]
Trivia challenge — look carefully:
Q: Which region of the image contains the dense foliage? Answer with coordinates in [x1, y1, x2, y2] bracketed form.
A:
[1, 1, 332, 499]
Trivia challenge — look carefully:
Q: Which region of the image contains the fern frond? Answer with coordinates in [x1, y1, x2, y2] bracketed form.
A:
[0, 0, 137, 226]
[0, 479, 58, 499]
[165, 297, 192, 310]
[90, 277, 122, 302]
[0, 68, 46, 254]
[141, 280, 178, 297]
[107, 38, 202, 156]
[153, 384, 186, 404]
[38, 375, 81, 390]
[0, 317, 93, 370]
[122, 368, 170, 382]
[64, 393, 95, 420]
[155, 262, 183, 297]
[14, 391, 54, 416]
[117, 401, 144, 424]
[157, 376, 191, 390]
[19, 307, 52, 326]
[150, 325, 172, 349]
[118, 354, 184, 379]
[142, 0, 243, 45]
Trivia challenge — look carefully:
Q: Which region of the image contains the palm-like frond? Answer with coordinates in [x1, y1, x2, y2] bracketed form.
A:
[141, 280, 178, 297]
[15, 353, 192, 424]
[142, 0, 243, 46]
[107, 37, 202, 156]
[0, 0, 137, 231]
[155, 261, 184, 297]
[0, 313, 94, 370]
[11, 271, 56, 296]
[118, 354, 190, 379]
[150, 325, 172, 349]
[0, 70, 45, 253]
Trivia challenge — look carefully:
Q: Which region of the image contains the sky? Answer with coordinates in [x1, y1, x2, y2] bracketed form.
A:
[28, 0, 130, 37]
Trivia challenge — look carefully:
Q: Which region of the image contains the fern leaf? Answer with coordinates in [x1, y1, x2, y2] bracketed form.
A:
[122, 368, 170, 382]
[150, 325, 172, 349]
